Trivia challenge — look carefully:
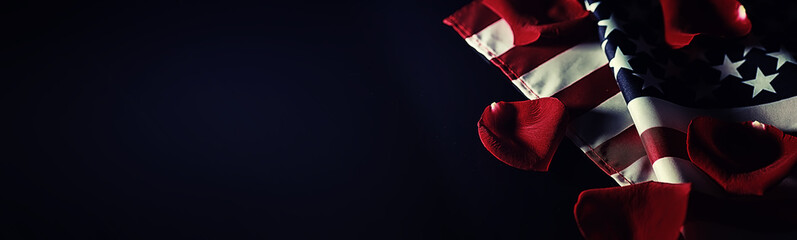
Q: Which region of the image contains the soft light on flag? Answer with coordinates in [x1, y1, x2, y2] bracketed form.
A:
[444, 0, 655, 186]
[446, 0, 797, 238]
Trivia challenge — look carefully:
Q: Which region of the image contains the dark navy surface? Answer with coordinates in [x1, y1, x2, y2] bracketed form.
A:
[2, 1, 612, 239]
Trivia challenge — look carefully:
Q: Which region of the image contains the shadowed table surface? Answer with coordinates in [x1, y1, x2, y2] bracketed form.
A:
[1, 1, 614, 239]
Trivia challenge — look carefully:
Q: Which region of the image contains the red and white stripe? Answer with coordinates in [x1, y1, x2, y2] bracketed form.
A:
[627, 96, 797, 194]
[444, 1, 655, 185]
[446, 1, 797, 238]
[590, 2, 797, 238]
[626, 95, 797, 238]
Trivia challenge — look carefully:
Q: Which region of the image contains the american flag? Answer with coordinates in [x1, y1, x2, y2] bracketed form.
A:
[447, 0, 797, 237]
[445, 1, 654, 186]
[591, 0, 797, 236]
[589, 0, 797, 193]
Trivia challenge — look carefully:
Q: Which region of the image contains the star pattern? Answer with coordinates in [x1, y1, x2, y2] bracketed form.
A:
[742, 68, 778, 98]
[601, 39, 609, 52]
[609, 46, 633, 78]
[628, 36, 654, 57]
[743, 35, 766, 56]
[766, 47, 796, 69]
[633, 70, 663, 93]
[585, 0, 600, 12]
[575, 0, 797, 201]
[712, 55, 744, 80]
[597, 14, 623, 39]
[662, 60, 681, 79]
[590, 0, 797, 108]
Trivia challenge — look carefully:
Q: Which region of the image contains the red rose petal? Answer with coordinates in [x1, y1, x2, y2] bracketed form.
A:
[477, 98, 567, 171]
[574, 182, 691, 240]
[481, 0, 594, 46]
[660, 0, 751, 48]
[686, 117, 797, 195]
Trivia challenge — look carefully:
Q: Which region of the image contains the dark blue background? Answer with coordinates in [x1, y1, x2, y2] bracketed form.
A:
[2, 1, 613, 239]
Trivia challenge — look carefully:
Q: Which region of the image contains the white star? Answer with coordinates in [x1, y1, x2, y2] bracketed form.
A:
[663, 60, 681, 79]
[609, 46, 633, 78]
[742, 68, 778, 98]
[597, 14, 623, 39]
[601, 39, 609, 51]
[712, 55, 744, 80]
[633, 70, 663, 93]
[743, 35, 766, 56]
[585, 0, 600, 12]
[628, 36, 654, 56]
[766, 47, 796, 69]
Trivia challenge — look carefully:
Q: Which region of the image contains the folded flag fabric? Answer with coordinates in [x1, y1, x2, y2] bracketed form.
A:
[446, 0, 797, 238]
[444, 0, 656, 186]
[589, 0, 797, 192]
[591, 1, 797, 236]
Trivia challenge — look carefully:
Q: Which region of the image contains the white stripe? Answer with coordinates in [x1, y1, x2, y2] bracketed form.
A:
[651, 157, 723, 196]
[628, 96, 797, 134]
[464, 19, 514, 59]
[568, 93, 635, 152]
[629, 96, 797, 196]
[510, 78, 538, 100]
[610, 155, 656, 186]
[516, 42, 608, 97]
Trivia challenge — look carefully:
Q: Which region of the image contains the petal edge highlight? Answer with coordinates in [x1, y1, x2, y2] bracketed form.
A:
[686, 116, 797, 195]
[477, 98, 567, 171]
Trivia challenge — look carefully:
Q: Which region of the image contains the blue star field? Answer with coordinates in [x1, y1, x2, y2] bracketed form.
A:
[586, 0, 797, 108]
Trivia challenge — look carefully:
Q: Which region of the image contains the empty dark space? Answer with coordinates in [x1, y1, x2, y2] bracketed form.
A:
[1, 1, 614, 239]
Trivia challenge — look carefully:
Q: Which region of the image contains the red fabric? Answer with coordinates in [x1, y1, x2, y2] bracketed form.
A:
[551, 65, 619, 118]
[481, 0, 594, 46]
[660, 0, 751, 48]
[640, 127, 688, 163]
[584, 126, 647, 176]
[443, 1, 627, 177]
[477, 98, 567, 171]
[686, 117, 797, 195]
[574, 182, 691, 240]
[442, 1, 501, 38]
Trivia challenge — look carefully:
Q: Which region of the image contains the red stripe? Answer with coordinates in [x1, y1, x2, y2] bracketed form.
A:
[552, 65, 618, 118]
[584, 126, 646, 176]
[443, 1, 501, 39]
[640, 127, 688, 163]
[445, 2, 598, 82]
[445, 2, 649, 183]
[492, 34, 600, 80]
[490, 40, 581, 80]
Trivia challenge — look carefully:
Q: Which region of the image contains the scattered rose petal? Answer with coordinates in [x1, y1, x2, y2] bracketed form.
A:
[477, 98, 567, 171]
[686, 116, 797, 195]
[481, 0, 594, 46]
[660, 0, 751, 48]
[574, 182, 691, 240]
